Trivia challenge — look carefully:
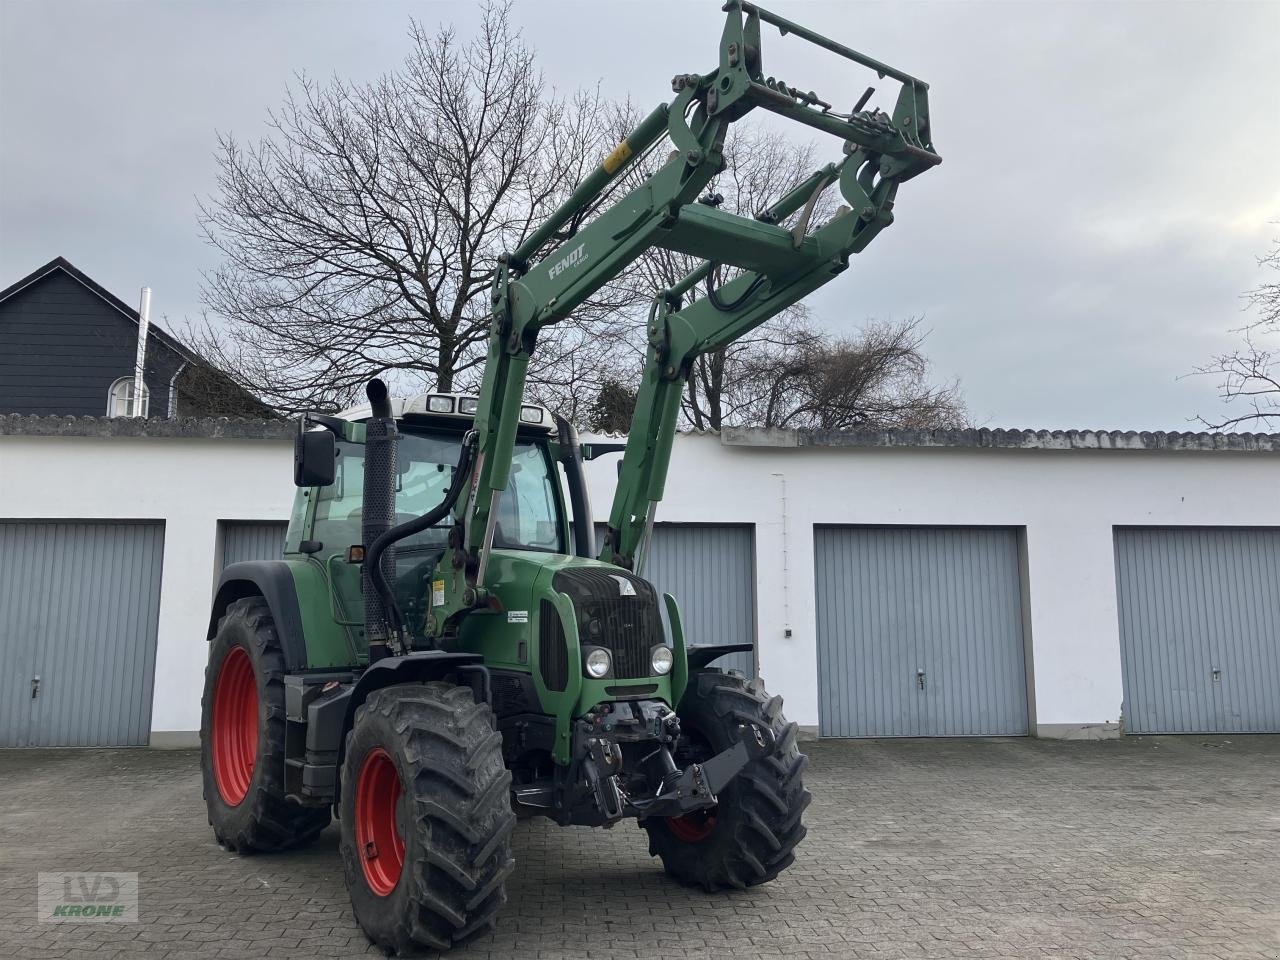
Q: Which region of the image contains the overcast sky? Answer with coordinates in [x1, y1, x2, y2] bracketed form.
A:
[2, 0, 1277, 430]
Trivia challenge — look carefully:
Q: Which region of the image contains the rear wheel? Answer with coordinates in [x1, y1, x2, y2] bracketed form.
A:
[340, 681, 516, 954]
[643, 669, 810, 890]
[200, 596, 331, 852]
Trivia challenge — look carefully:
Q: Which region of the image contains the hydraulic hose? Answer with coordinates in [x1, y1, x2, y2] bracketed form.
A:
[364, 430, 477, 647]
[705, 264, 768, 312]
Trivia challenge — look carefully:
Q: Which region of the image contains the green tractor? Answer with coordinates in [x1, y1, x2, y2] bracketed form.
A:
[199, 2, 939, 952]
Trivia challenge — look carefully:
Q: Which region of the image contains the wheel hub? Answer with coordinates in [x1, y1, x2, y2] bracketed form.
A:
[355, 747, 405, 896]
[665, 808, 718, 842]
[211, 645, 258, 806]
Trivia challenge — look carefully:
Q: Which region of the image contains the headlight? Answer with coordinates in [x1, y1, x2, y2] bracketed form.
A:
[651, 646, 674, 675]
[584, 648, 612, 679]
[426, 395, 454, 413]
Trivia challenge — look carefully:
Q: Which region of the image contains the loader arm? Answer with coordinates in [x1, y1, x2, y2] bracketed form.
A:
[601, 144, 908, 568]
[439, 0, 940, 624]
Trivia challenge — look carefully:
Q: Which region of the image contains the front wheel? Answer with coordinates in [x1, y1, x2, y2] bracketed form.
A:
[643, 670, 811, 890]
[340, 681, 516, 954]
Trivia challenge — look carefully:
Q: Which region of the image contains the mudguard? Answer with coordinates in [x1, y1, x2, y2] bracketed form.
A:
[686, 643, 754, 672]
[332, 651, 486, 798]
[208, 561, 309, 671]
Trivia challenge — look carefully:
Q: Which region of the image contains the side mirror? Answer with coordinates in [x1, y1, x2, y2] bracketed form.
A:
[294, 428, 336, 487]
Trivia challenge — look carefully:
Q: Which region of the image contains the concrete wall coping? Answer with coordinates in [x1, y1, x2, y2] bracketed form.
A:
[721, 425, 1280, 453]
[0, 414, 292, 440]
[5, 415, 1280, 454]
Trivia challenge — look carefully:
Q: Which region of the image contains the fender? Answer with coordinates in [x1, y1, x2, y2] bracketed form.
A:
[332, 651, 486, 799]
[208, 561, 309, 671]
[686, 643, 754, 672]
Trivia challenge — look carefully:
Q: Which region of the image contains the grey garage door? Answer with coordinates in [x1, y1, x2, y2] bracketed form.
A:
[0, 521, 164, 746]
[815, 526, 1030, 738]
[221, 521, 287, 567]
[643, 524, 756, 678]
[1114, 527, 1280, 734]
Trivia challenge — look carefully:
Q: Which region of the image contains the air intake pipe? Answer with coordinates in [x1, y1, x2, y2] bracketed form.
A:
[361, 379, 399, 661]
[553, 413, 595, 558]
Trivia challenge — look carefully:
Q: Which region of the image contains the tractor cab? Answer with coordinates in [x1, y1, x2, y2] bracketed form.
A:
[288, 391, 574, 647]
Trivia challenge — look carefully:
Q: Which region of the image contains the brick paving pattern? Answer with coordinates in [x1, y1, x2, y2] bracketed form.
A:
[2, 736, 1278, 959]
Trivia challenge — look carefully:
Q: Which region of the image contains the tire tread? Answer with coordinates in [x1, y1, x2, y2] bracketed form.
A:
[342, 681, 515, 954]
[643, 668, 809, 892]
[200, 596, 330, 854]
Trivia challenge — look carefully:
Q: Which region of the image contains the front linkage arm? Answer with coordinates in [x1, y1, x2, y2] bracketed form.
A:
[438, 0, 941, 625]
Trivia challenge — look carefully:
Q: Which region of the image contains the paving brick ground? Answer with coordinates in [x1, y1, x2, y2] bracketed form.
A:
[1, 736, 1278, 959]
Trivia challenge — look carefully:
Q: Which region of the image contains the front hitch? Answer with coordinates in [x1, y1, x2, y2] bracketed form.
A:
[628, 719, 776, 821]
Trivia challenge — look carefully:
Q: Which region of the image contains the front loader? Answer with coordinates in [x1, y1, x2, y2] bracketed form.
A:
[199, 2, 941, 953]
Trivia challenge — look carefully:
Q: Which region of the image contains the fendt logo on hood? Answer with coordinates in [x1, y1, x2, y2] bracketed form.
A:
[547, 243, 587, 279]
[608, 574, 637, 597]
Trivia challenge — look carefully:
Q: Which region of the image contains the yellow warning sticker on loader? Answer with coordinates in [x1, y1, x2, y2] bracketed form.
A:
[602, 140, 633, 174]
[432, 579, 445, 606]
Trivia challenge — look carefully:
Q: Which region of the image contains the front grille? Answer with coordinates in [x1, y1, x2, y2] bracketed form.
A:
[606, 683, 658, 698]
[538, 599, 568, 691]
[553, 567, 663, 679]
[491, 672, 527, 715]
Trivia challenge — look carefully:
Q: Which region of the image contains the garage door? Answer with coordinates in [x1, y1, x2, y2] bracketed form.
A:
[815, 526, 1029, 738]
[643, 524, 756, 678]
[221, 521, 287, 567]
[1115, 527, 1280, 734]
[0, 521, 164, 746]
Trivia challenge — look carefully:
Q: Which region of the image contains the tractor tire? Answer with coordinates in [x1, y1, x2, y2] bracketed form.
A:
[643, 669, 811, 891]
[200, 596, 331, 852]
[339, 681, 516, 954]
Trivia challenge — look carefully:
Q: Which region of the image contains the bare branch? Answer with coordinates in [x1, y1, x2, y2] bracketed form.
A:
[1192, 227, 1280, 430]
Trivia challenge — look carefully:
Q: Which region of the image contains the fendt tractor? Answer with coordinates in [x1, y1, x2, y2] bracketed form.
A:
[200, 2, 939, 952]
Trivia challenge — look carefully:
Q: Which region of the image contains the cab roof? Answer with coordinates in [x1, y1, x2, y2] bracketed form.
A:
[337, 391, 556, 433]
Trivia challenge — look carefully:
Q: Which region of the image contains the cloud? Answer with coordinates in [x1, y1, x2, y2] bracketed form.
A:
[1, 0, 1276, 430]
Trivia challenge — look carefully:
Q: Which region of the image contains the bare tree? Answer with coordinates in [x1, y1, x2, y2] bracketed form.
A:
[192, 2, 633, 414]
[168, 363, 278, 419]
[1193, 232, 1280, 429]
[583, 378, 639, 434]
[735, 317, 966, 430]
[191, 9, 961, 431]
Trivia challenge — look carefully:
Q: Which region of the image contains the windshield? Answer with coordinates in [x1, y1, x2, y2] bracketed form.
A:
[311, 431, 564, 556]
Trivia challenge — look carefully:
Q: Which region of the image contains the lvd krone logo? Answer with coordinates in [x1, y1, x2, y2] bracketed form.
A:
[51, 874, 128, 918]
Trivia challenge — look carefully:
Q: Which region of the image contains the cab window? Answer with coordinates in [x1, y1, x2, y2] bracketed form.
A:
[310, 433, 564, 554]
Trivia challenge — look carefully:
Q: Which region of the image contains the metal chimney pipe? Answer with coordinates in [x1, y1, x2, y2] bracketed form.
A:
[132, 286, 152, 417]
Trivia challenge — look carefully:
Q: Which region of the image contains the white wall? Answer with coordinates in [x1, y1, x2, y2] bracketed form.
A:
[4, 430, 1278, 739]
[1, 435, 294, 737]
[582, 435, 1280, 735]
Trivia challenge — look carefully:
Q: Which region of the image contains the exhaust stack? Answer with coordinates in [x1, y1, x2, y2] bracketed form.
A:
[361, 379, 399, 661]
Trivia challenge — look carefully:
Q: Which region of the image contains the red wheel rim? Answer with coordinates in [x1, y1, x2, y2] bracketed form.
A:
[211, 645, 258, 806]
[355, 748, 405, 896]
[665, 809, 717, 843]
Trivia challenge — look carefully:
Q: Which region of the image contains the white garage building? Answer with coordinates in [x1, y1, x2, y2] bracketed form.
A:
[2, 414, 1278, 746]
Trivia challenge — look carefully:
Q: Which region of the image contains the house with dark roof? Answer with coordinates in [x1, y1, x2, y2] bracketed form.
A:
[0, 257, 271, 419]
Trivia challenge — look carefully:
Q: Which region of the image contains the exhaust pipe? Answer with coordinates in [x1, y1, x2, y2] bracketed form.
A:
[361, 379, 399, 661]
